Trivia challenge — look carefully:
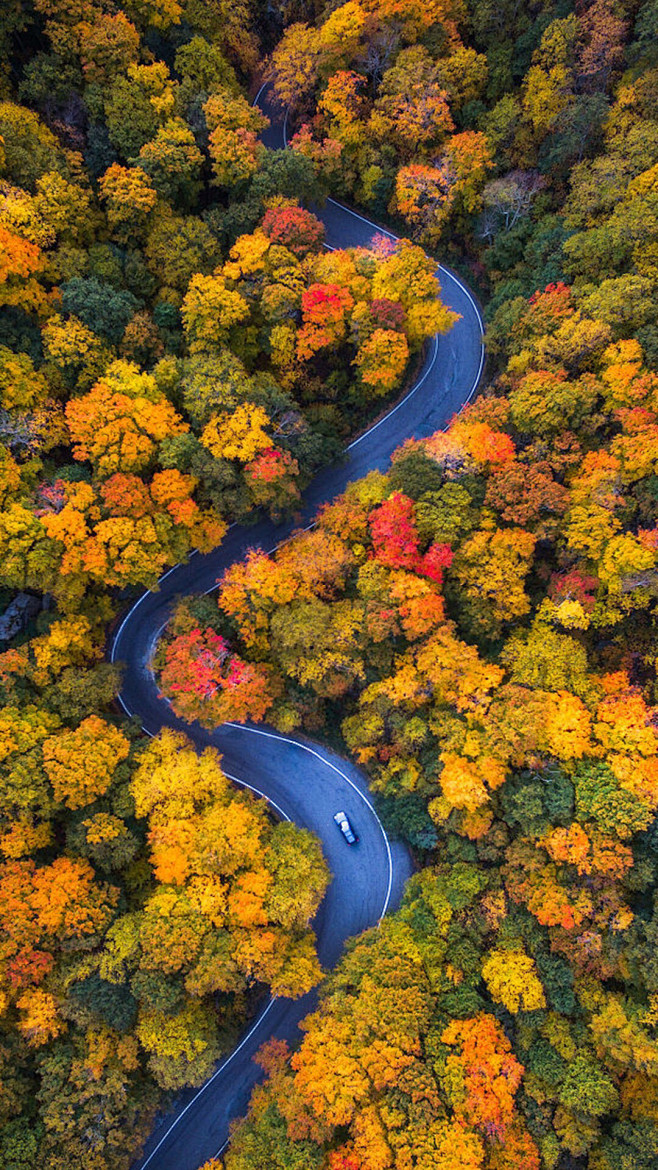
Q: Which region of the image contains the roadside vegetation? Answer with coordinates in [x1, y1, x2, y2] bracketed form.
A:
[2, 0, 658, 1168]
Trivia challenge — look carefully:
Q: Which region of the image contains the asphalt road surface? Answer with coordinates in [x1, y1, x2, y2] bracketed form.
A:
[116, 86, 485, 1170]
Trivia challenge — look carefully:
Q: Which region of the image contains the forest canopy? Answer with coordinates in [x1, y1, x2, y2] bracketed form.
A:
[2, 0, 658, 1168]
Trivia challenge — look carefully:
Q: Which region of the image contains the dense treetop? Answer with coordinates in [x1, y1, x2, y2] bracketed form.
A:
[2, 0, 658, 1167]
[156, 2, 658, 1168]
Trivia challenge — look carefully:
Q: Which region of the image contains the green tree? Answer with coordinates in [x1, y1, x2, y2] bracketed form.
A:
[135, 118, 204, 207]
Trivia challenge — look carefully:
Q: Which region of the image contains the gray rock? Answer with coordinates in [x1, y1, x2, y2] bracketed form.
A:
[0, 593, 41, 642]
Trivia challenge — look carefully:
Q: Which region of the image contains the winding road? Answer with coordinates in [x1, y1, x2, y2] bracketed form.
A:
[114, 88, 485, 1170]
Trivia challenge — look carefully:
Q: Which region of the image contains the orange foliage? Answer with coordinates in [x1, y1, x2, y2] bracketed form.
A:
[0, 225, 49, 312]
[42, 716, 130, 809]
[296, 283, 355, 360]
[66, 380, 188, 476]
[0, 857, 118, 971]
[441, 1015, 525, 1139]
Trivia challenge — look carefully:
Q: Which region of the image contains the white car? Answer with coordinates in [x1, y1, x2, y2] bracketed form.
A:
[333, 810, 358, 845]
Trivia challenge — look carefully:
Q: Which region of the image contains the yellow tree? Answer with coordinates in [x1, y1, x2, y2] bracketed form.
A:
[267, 23, 322, 110]
[99, 163, 158, 240]
[354, 329, 409, 395]
[42, 716, 131, 810]
[452, 527, 536, 637]
[481, 948, 547, 1013]
[182, 273, 250, 352]
[201, 404, 272, 463]
[16, 988, 64, 1047]
[203, 89, 267, 189]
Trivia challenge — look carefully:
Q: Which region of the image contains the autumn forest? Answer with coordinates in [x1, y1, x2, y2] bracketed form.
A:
[1, 0, 658, 1167]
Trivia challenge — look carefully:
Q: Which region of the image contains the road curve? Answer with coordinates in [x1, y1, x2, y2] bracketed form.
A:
[116, 89, 485, 1170]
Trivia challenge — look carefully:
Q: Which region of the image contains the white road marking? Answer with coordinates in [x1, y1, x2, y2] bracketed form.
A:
[347, 334, 440, 450]
[137, 997, 279, 1170]
[116, 84, 485, 1169]
[224, 723, 394, 917]
[130, 717, 392, 1168]
[253, 81, 268, 105]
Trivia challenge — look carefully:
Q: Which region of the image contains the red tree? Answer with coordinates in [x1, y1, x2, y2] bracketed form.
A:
[262, 205, 325, 256]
